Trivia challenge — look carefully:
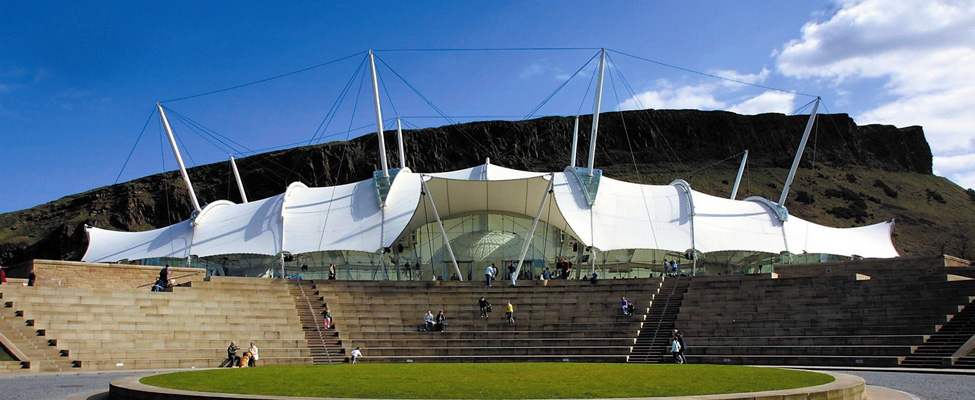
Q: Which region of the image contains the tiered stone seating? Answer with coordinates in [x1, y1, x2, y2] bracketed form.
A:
[676, 271, 975, 367]
[0, 361, 24, 372]
[0, 276, 311, 370]
[315, 278, 660, 363]
[3, 256, 974, 371]
[955, 355, 975, 368]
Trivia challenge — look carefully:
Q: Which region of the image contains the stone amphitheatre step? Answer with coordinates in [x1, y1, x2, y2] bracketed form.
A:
[355, 354, 627, 363]
[687, 354, 904, 368]
[687, 344, 915, 357]
[67, 346, 311, 360]
[55, 339, 309, 350]
[0, 361, 28, 373]
[1, 269, 310, 372]
[683, 335, 928, 347]
[348, 337, 635, 347]
[361, 346, 631, 357]
[76, 356, 313, 370]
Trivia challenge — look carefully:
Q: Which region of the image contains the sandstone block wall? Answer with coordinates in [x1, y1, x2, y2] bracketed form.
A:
[16, 260, 203, 290]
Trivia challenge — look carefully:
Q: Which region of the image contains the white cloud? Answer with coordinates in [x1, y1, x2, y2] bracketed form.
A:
[617, 79, 799, 116]
[775, 0, 975, 187]
[934, 154, 975, 190]
[519, 62, 568, 80]
[618, 82, 725, 111]
[727, 91, 796, 115]
[715, 68, 771, 87]
[519, 63, 544, 79]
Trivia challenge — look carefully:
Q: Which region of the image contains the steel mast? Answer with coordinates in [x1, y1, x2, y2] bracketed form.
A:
[586, 48, 607, 177]
[229, 155, 248, 203]
[369, 50, 390, 178]
[156, 103, 202, 213]
[730, 150, 748, 200]
[778, 98, 820, 208]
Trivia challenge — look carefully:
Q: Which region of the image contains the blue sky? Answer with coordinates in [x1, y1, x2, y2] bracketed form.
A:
[2, 1, 973, 214]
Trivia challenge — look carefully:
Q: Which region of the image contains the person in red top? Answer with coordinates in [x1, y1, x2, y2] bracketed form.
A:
[1, 266, 6, 285]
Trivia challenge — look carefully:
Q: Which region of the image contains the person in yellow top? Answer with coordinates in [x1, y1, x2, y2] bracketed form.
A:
[505, 302, 515, 324]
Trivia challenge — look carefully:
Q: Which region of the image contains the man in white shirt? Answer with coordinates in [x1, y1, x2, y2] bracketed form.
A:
[350, 347, 362, 364]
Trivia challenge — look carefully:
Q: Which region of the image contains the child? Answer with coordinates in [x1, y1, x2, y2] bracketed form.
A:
[321, 307, 333, 329]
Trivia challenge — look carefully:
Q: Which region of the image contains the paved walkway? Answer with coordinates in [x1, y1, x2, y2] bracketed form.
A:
[0, 370, 143, 400]
[1, 368, 973, 400]
[831, 370, 975, 400]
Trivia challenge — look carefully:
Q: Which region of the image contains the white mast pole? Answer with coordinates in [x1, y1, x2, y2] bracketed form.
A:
[778, 97, 820, 206]
[157, 103, 202, 213]
[420, 176, 463, 281]
[513, 174, 555, 284]
[368, 50, 390, 178]
[229, 155, 248, 203]
[730, 150, 749, 200]
[396, 117, 406, 169]
[570, 116, 580, 167]
[587, 48, 607, 177]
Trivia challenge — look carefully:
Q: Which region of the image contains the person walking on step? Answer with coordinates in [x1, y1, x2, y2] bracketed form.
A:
[1, 266, 6, 285]
[670, 335, 682, 364]
[479, 297, 491, 318]
[321, 307, 333, 329]
[674, 329, 687, 364]
[485, 264, 494, 286]
[505, 301, 515, 324]
[508, 263, 517, 286]
[328, 263, 337, 280]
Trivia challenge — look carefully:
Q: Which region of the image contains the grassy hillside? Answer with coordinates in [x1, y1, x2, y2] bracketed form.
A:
[1, 109, 973, 265]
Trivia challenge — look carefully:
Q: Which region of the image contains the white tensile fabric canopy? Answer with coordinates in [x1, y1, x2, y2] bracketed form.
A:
[82, 162, 899, 262]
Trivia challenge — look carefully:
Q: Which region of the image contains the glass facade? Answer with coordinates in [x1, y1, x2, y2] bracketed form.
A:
[138, 213, 847, 279]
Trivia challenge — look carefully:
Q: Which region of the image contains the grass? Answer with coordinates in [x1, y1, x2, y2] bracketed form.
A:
[140, 363, 833, 399]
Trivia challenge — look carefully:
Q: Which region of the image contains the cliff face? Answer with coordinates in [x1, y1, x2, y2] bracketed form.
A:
[2, 109, 971, 266]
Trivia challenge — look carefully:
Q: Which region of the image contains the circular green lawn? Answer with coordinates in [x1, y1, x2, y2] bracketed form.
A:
[140, 363, 834, 399]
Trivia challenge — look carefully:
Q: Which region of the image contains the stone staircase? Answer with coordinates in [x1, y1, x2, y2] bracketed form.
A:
[628, 276, 689, 363]
[0, 291, 76, 372]
[901, 296, 975, 368]
[287, 280, 346, 364]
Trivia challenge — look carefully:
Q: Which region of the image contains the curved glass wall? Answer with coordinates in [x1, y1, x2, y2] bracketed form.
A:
[138, 213, 849, 279]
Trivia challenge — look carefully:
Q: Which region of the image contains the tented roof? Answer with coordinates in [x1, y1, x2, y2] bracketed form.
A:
[83, 162, 898, 262]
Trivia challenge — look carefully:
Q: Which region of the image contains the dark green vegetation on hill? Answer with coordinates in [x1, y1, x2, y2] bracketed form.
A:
[140, 363, 834, 398]
[1, 109, 973, 266]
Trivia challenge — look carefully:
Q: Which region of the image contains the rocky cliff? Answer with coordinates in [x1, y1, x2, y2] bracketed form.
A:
[1, 109, 972, 266]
